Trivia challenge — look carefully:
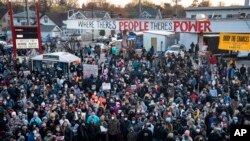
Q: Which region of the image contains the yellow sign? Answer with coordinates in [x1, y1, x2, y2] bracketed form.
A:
[219, 33, 250, 51]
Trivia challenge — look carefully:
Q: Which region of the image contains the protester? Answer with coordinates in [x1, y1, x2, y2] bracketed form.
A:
[0, 40, 249, 141]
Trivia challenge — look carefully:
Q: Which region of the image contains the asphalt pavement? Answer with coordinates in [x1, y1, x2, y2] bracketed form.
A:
[234, 58, 250, 68]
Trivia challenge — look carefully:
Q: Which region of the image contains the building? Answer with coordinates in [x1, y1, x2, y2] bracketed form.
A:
[185, 0, 250, 19]
[185, 6, 250, 19]
[63, 9, 112, 41]
[140, 8, 162, 19]
[0, 8, 9, 33]
[40, 25, 62, 40]
[180, 1, 250, 54]
[13, 10, 40, 26]
[40, 13, 67, 39]
[69, 10, 111, 19]
[143, 31, 175, 51]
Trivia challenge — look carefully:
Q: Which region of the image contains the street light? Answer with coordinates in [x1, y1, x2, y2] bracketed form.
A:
[92, 5, 94, 41]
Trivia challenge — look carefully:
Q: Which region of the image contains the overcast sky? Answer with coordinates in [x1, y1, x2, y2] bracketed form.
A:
[80, 0, 245, 7]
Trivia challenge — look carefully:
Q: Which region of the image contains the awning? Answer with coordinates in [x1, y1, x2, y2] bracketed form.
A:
[31, 52, 81, 63]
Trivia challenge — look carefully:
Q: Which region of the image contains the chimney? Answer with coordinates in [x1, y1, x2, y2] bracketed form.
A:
[68, 9, 74, 19]
[245, 0, 249, 6]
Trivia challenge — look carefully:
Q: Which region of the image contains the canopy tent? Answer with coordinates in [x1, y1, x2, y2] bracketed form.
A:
[31, 52, 81, 63]
[31, 52, 81, 74]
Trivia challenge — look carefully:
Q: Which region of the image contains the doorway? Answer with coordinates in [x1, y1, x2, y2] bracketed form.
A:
[151, 37, 157, 52]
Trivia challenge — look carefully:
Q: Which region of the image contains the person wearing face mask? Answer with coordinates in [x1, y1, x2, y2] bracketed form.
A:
[192, 128, 204, 140]
[120, 115, 131, 141]
[207, 112, 219, 134]
[108, 115, 120, 141]
[27, 128, 36, 141]
[223, 95, 231, 103]
[28, 127, 41, 141]
[2, 98, 10, 110]
[9, 111, 24, 134]
[87, 120, 99, 141]
[42, 130, 53, 141]
[208, 128, 222, 141]
[54, 125, 63, 137]
[130, 117, 139, 133]
[138, 125, 153, 141]
[153, 121, 164, 141]
[77, 122, 89, 141]
[7, 84, 18, 101]
[29, 93, 36, 102]
[231, 116, 239, 125]
[97, 115, 108, 141]
[127, 127, 137, 141]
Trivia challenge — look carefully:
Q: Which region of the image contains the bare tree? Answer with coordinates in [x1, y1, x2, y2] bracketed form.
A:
[162, 3, 173, 18]
[198, 0, 211, 7]
[172, 0, 181, 17]
[190, 0, 199, 7]
[218, 1, 225, 6]
[40, 0, 53, 13]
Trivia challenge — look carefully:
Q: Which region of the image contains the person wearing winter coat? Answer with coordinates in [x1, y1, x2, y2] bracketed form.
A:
[77, 122, 89, 141]
[182, 130, 193, 141]
[208, 128, 222, 141]
[137, 126, 153, 141]
[120, 116, 131, 141]
[62, 122, 73, 141]
[98, 115, 108, 141]
[87, 120, 99, 141]
[127, 127, 137, 141]
[108, 116, 120, 141]
[166, 133, 175, 141]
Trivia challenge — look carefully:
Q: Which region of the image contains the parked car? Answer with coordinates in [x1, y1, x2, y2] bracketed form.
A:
[0, 40, 7, 46]
[90, 42, 108, 51]
[69, 34, 82, 41]
[97, 36, 108, 42]
[165, 44, 185, 57]
[237, 51, 250, 59]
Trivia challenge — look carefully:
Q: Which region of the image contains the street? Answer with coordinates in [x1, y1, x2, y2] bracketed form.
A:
[235, 58, 250, 68]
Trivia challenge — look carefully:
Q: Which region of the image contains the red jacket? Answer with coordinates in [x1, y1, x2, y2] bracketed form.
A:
[209, 56, 217, 64]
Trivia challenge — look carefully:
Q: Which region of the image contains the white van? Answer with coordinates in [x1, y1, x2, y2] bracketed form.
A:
[237, 51, 250, 59]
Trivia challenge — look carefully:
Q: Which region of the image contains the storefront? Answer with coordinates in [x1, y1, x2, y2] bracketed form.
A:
[31, 52, 81, 73]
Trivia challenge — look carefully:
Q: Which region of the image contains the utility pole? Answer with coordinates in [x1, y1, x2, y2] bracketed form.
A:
[24, 0, 30, 25]
[92, 5, 94, 41]
[172, 0, 181, 17]
[139, 0, 142, 18]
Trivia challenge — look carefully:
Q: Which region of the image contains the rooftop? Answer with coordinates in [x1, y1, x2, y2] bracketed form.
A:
[0, 8, 8, 19]
[185, 6, 250, 11]
[45, 12, 68, 27]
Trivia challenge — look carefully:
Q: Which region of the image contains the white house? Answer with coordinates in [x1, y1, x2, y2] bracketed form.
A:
[13, 10, 40, 26]
[39, 13, 68, 40]
[143, 31, 175, 51]
[140, 8, 162, 19]
[41, 25, 62, 40]
[63, 10, 112, 41]
[0, 8, 9, 33]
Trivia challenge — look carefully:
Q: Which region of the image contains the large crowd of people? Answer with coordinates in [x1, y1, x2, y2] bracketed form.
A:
[0, 43, 250, 141]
